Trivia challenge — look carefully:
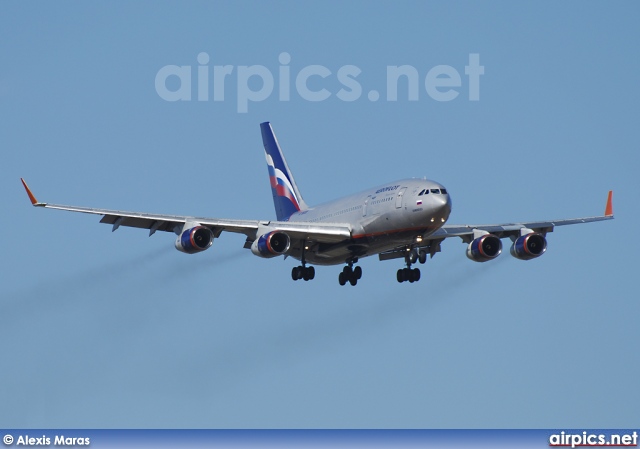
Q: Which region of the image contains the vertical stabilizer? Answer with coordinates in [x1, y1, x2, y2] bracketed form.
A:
[260, 122, 308, 221]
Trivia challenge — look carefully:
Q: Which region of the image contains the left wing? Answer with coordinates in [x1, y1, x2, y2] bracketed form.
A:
[433, 193, 614, 243]
[20, 179, 351, 244]
[381, 191, 614, 260]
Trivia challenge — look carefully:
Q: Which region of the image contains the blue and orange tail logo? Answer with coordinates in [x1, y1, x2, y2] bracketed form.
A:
[260, 122, 307, 221]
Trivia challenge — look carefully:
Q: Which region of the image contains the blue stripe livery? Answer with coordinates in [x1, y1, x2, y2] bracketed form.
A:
[260, 122, 307, 221]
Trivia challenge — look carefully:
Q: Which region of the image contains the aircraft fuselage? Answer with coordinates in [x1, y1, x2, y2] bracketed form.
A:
[287, 178, 452, 265]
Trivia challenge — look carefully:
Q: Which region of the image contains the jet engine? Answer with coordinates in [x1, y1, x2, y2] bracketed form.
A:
[466, 234, 502, 262]
[510, 232, 547, 260]
[175, 226, 214, 254]
[250, 231, 290, 258]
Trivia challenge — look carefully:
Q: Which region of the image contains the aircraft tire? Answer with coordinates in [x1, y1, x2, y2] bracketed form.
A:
[419, 251, 427, 264]
[354, 266, 362, 280]
[293, 266, 316, 282]
[413, 268, 421, 282]
[339, 272, 347, 286]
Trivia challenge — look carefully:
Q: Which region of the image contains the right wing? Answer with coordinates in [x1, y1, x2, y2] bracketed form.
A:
[20, 178, 351, 244]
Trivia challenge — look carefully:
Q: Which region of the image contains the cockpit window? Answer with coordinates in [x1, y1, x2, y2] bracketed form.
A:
[418, 189, 425, 196]
[430, 188, 440, 194]
[441, 188, 447, 194]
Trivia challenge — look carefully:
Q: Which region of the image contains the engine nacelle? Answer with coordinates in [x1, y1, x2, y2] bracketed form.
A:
[175, 226, 214, 254]
[510, 232, 547, 260]
[466, 234, 502, 262]
[250, 231, 290, 258]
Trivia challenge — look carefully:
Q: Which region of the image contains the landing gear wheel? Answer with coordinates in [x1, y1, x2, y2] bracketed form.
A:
[397, 266, 422, 283]
[339, 264, 361, 286]
[418, 251, 427, 264]
[292, 265, 315, 282]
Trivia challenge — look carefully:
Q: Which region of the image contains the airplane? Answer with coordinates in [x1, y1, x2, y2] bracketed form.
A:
[21, 122, 614, 286]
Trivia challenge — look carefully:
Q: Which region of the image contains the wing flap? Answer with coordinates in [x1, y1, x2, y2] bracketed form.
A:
[99, 215, 179, 234]
[264, 222, 351, 242]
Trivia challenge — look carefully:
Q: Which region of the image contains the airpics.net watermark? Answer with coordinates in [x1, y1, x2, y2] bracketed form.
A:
[155, 52, 484, 113]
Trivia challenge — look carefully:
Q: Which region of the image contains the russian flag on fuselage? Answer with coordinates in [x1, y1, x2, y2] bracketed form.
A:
[260, 122, 307, 221]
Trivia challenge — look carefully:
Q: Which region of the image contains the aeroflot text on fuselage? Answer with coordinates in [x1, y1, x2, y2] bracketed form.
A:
[375, 185, 400, 194]
[154, 52, 484, 112]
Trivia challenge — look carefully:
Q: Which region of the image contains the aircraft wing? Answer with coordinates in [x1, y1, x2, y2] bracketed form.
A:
[432, 190, 613, 242]
[380, 191, 614, 260]
[432, 215, 613, 243]
[20, 179, 351, 243]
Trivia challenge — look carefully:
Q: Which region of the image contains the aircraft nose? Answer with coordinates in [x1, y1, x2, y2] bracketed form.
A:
[434, 192, 452, 220]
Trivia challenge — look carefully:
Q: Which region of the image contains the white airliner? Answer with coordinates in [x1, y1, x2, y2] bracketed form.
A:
[21, 122, 614, 286]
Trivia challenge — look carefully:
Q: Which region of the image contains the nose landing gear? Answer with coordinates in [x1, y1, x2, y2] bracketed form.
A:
[397, 248, 424, 283]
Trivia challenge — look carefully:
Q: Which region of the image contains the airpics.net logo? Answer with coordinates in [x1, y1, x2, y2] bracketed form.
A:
[154, 52, 484, 113]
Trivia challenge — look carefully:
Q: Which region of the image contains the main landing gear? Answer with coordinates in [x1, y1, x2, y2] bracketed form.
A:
[292, 244, 315, 282]
[397, 267, 420, 283]
[397, 248, 426, 283]
[338, 258, 362, 286]
[292, 264, 315, 281]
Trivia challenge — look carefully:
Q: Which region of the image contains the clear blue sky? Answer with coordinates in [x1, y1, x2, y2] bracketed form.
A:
[1, 1, 638, 428]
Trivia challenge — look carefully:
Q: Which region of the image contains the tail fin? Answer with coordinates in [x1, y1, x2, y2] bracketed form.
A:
[260, 122, 308, 221]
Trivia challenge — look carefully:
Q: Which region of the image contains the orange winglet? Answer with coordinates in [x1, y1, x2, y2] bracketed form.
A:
[20, 178, 39, 205]
[604, 190, 614, 217]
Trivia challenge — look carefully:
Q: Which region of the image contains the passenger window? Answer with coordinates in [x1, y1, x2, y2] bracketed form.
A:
[430, 189, 440, 194]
